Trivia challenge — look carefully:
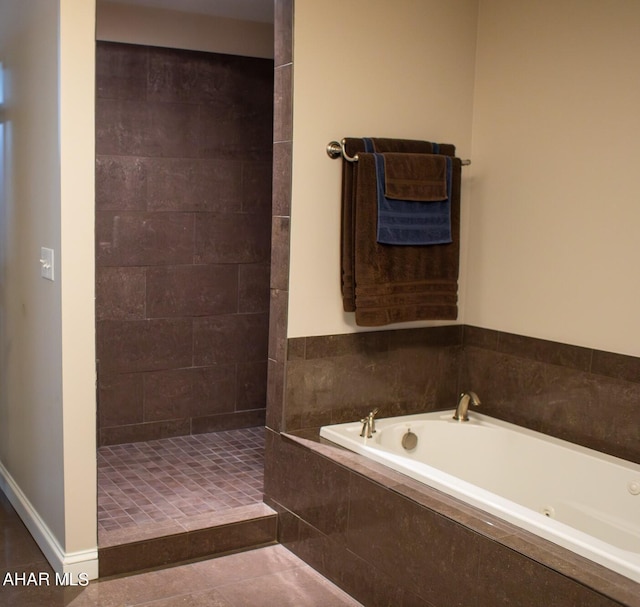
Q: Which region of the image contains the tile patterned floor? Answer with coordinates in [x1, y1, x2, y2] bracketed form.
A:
[98, 427, 265, 540]
[0, 489, 363, 607]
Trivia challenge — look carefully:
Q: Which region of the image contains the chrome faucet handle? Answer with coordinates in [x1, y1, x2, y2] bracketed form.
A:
[360, 408, 378, 438]
[368, 408, 379, 434]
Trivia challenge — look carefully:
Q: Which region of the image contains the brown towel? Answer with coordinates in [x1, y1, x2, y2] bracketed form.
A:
[383, 153, 448, 202]
[340, 137, 460, 325]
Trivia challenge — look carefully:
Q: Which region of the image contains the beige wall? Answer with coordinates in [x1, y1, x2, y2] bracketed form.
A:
[288, 0, 479, 337]
[97, 1, 274, 58]
[289, 0, 640, 358]
[0, 0, 97, 576]
[60, 0, 98, 560]
[468, 0, 640, 356]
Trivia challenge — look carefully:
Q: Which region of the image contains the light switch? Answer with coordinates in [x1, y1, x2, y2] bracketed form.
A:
[40, 247, 54, 281]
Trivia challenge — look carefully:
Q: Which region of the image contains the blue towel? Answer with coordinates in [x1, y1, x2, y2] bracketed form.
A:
[363, 138, 452, 246]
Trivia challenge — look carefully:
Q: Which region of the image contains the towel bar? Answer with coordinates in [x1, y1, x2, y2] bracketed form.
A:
[326, 139, 471, 166]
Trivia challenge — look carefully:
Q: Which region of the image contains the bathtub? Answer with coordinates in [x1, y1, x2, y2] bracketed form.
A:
[319, 410, 640, 583]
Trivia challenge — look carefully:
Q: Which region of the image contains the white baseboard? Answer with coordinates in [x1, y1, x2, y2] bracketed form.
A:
[0, 461, 99, 581]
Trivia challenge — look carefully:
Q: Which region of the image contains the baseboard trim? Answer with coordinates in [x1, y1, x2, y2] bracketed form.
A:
[0, 461, 99, 581]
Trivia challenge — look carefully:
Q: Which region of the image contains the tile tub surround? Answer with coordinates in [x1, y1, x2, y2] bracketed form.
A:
[460, 326, 640, 464]
[284, 326, 463, 432]
[281, 325, 640, 464]
[265, 430, 640, 607]
[95, 42, 274, 445]
[266, 325, 640, 605]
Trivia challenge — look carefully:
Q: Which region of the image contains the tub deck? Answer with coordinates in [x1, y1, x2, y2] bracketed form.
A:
[320, 410, 640, 584]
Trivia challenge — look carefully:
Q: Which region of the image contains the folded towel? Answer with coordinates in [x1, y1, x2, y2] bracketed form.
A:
[373, 153, 453, 246]
[340, 137, 460, 324]
[383, 153, 448, 201]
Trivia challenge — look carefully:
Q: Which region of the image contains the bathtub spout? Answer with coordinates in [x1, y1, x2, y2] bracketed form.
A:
[453, 391, 481, 421]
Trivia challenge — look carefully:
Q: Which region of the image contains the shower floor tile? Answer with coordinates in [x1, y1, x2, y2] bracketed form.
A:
[97, 427, 264, 545]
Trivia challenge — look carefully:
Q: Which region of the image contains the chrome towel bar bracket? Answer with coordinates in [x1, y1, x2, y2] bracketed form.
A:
[326, 140, 359, 162]
[326, 139, 471, 165]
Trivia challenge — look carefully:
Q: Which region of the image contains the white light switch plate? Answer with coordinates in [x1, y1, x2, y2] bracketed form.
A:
[40, 247, 54, 281]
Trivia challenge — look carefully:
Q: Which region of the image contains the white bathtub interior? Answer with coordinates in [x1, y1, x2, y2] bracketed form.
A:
[319, 410, 640, 583]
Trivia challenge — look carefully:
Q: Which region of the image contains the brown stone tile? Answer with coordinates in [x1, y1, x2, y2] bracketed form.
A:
[387, 325, 463, 349]
[236, 361, 268, 410]
[187, 517, 276, 560]
[284, 343, 458, 430]
[98, 520, 185, 549]
[498, 330, 592, 372]
[97, 98, 201, 158]
[0, 493, 21, 523]
[462, 345, 640, 463]
[146, 158, 243, 212]
[289, 518, 407, 607]
[99, 419, 191, 447]
[136, 590, 234, 607]
[216, 566, 361, 607]
[590, 376, 640, 463]
[498, 529, 640, 606]
[180, 504, 276, 533]
[347, 473, 480, 606]
[184, 544, 305, 587]
[592, 348, 640, 384]
[274, 0, 293, 67]
[268, 289, 288, 363]
[97, 318, 193, 373]
[302, 332, 388, 360]
[270, 216, 290, 291]
[193, 313, 268, 365]
[194, 212, 271, 264]
[146, 265, 239, 318]
[2, 579, 87, 607]
[266, 359, 285, 432]
[99, 533, 192, 577]
[0, 521, 50, 570]
[242, 160, 273, 214]
[238, 263, 271, 314]
[87, 568, 190, 606]
[265, 434, 350, 539]
[96, 155, 147, 211]
[147, 46, 203, 104]
[476, 539, 624, 607]
[463, 324, 500, 349]
[191, 409, 266, 434]
[96, 41, 148, 101]
[286, 337, 306, 360]
[197, 53, 274, 110]
[96, 212, 194, 267]
[273, 64, 293, 143]
[98, 372, 143, 428]
[272, 140, 292, 216]
[199, 101, 273, 161]
[96, 266, 146, 320]
[143, 366, 236, 422]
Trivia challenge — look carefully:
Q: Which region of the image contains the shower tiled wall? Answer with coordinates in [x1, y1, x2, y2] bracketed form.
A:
[95, 42, 274, 446]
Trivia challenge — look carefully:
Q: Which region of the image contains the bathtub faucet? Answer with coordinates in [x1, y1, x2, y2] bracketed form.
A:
[453, 391, 481, 421]
[360, 408, 379, 438]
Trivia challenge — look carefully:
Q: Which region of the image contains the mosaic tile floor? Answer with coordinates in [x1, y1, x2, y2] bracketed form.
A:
[97, 427, 264, 539]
